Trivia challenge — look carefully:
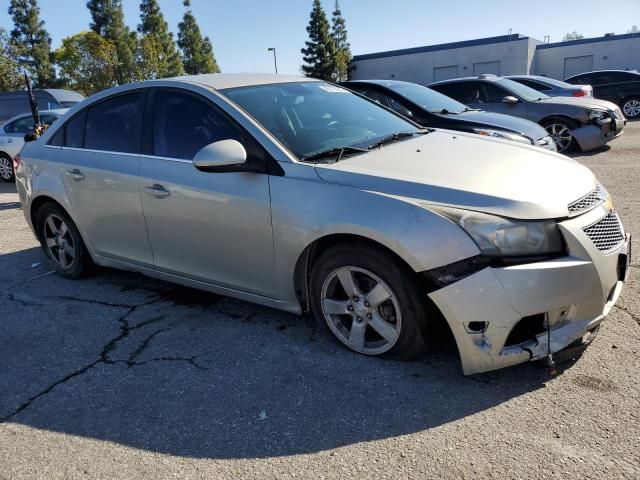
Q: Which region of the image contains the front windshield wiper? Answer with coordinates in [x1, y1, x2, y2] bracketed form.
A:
[301, 145, 368, 162]
[367, 130, 428, 150]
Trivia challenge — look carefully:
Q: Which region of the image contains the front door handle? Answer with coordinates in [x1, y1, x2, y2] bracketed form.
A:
[65, 168, 85, 181]
[145, 184, 171, 198]
[6, 138, 13, 143]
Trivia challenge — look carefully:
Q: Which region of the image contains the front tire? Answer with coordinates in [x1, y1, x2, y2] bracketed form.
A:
[35, 203, 92, 278]
[0, 154, 14, 183]
[621, 97, 640, 120]
[542, 118, 577, 153]
[310, 244, 428, 360]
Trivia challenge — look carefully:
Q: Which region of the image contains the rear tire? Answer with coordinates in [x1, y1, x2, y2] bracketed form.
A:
[0, 153, 14, 183]
[310, 244, 428, 360]
[541, 118, 577, 153]
[35, 203, 92, 279]
[621, 97, 640, 120]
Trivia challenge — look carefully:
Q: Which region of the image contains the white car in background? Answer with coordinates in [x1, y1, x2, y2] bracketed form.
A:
[0, 109, 68, 182]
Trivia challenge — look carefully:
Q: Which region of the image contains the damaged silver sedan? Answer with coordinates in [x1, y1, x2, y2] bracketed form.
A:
[16, 74, 631, 375]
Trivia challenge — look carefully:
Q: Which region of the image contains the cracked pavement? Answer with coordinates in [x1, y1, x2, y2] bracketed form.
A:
[1, 124, 639, 479]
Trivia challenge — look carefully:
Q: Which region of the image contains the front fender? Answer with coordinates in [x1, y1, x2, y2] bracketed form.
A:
[269, 162, 480, 308]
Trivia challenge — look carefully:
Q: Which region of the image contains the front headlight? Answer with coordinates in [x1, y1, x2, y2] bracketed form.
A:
[588, 110, 606, 121]
[431, 207, 564, 257]
[472, 128, 534, 146]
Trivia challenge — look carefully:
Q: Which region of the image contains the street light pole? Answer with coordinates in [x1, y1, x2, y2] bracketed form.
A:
[267, 48, 278, 74]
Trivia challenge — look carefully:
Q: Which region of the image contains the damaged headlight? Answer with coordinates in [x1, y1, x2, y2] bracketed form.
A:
[473, 128, 534, 145]
[431, 207, 564, 257]
[588, 110, 607, 121]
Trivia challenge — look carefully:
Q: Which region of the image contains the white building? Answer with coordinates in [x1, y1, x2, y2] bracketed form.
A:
[350, 33, 640, 84]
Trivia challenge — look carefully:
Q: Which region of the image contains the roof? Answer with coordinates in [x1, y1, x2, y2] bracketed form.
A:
[536, 32, 640, 50]
[352, 34, 530, 62]
[343, 79, 416, 88]
[168, 73, 318, 90]
[505, 75, 575, 87]
[429, 75, 502, 86]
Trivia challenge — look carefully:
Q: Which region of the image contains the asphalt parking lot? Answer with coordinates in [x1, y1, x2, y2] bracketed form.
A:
[1, 125, 639, 479]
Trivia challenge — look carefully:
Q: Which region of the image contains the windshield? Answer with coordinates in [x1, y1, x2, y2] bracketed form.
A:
[496, 78, 549, 101]
[387, 83, 468, 113]
[221, 82, 419, 160]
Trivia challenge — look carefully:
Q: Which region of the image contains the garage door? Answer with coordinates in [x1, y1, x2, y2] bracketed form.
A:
[473, 61, 501, 76]
[433, 65, 459, 82]
[563, 55, 594, 79]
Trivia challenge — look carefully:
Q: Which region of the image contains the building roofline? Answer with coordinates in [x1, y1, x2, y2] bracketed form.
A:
[352, 34, 530, 62]
[536, 32, 640, 50]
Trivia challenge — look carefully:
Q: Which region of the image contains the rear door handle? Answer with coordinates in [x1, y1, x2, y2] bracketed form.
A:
[65, 169, 85, 181]
[6, 138, 13, 143]
[145, 184, 170, 198]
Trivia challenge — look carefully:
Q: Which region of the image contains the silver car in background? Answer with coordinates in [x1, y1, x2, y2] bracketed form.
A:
[506, 75, 593, 99]
[0, 109, 67, 182]
[430, 75, 625, 153]
[16, 74, 631, 375]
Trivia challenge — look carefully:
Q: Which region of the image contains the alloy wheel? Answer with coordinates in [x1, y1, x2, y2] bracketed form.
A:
[0, 157, 13, 181]
[623, 99, 640, 119]
[545, 123, 573, 152]
[320, 266, 401, 355]
[43, 214, 76, 269]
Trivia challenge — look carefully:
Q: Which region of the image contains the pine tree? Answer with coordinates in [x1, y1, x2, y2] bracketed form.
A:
[301, 0, 337, 80]
[331, 0, 351, 81]
[177, 0, 220, 74]
[86, 0, 137, 84]
[8, 0, 55, 87]
[138, 0, 184, 78]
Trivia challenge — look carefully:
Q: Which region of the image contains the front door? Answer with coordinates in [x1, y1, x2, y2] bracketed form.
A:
[138, 89, 275, 297]
[57, 91, 153, 266]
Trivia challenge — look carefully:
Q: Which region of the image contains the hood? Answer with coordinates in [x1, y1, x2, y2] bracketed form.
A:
[538, 96, 620, 112]
[452, 110, 549, 140]
[314, 130, 596, 220]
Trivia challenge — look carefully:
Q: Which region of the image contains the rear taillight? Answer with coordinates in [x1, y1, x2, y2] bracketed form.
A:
[13, 154, 21, 170]
[572, 90, 586, 97]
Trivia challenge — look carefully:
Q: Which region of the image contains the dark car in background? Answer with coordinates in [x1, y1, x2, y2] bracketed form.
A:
[506, 75, 593, 98]
[0, 89, 84, 123]
[564, 70, 640, 120]
[430, 75, 625, 153]
[341, 80, 556, 151]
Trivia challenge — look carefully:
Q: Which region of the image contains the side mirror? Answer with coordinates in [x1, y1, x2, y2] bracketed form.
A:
[502, 95, 519, 104]
[193, 139, 247, 173]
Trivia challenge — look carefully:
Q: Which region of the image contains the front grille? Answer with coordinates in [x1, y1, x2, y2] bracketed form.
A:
[583, 212, 625, 252]
[568, 185, 604, 216]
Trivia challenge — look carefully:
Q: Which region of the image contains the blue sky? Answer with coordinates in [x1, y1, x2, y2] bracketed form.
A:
[1, 0, 639, 74]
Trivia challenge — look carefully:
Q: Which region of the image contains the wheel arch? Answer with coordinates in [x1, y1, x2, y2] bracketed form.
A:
[538, 115, 579, 129]
[293, 233, 424, 312]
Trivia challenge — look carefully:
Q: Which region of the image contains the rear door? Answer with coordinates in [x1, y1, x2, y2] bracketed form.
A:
[55, 91, 153, 266]
[138, 88, 275, 296]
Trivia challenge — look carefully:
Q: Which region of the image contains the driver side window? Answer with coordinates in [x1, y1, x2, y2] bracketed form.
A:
[151, 90, 243, 160]
[482, 83, 510, 103]
[4, 116, 35, 134]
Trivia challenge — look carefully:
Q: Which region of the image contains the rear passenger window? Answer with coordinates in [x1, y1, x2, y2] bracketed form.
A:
[152, 90, 242, 160]
[84, 93, 142, 153]
[65, 111, 86, 148]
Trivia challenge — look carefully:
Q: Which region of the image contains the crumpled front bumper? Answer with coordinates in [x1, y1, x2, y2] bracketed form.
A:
[428, 204, 630, 375]
[572, 115, 626, 152]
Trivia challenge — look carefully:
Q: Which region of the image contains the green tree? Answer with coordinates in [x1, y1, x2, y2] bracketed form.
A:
[86, 0, 137, 84]
[55, 31, 119, 95]
[331, 0, 351, 81]
[563, 31, 584, 41]
[0, 28, 23, 91]
[177, 0, 220, 74]
[8, 0, 55, 87]
[138, 0, 184, 78]
[135, 34, 169, 80]
[301, 0, 337, 80]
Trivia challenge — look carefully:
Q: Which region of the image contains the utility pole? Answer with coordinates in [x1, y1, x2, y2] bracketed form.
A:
[268, 47, 278, 74]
